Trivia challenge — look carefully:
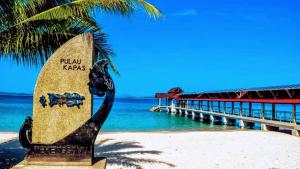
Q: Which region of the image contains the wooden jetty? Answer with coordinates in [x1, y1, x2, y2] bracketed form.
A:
[152, 85, 300, 136]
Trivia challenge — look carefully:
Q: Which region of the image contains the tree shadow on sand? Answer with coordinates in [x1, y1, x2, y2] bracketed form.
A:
[0, 138, 176, 169]
[0, 139, 26, 169]
[95, 138, 175, 169]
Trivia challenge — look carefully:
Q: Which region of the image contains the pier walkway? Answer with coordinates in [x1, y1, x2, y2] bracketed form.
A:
[152, 85, 300, 136]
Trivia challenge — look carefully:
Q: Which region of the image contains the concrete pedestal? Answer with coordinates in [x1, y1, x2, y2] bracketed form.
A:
[191, 112, 195, 120]
[171, 108, 176, 114]
[179, 110, 182, 115]
[12, 158, 107, 169]
[238, 120, 245, 128]
[260, 124, 279, 131]
[221, 117, 227, 125]
[261, 124, 267, 131]
[291, 130, 299, 137]
[199, 113, 203, 121]
[209, 115, 214, 122]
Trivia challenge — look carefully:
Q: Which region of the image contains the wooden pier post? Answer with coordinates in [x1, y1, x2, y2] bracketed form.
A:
[261, 103, 265, 119]
[178, 101, 182, 115]
[186, 100, 188, 109]
[222, 117, 227, 125]
[167, 99, 171, 113]
[291, 104, 299, 136]
[272, 103, 276, 120]
[191, 100, 194, 109]
[199, 112, 203, 121]
[292, 104, 296, 124]
[222, 103, 227, 124]
[175, 100, 183, 116]
[239, 102, 243, 116]
[261, 103, 267, 130]
[231, 102, 234, 115]
[170, 99, 176, 114]
[249, 102, 252, 117]
[238, 102, 245, 128]
[206, 101, 209, 111]
[209, 114, 214, 122]
[185, 101, 188, 116]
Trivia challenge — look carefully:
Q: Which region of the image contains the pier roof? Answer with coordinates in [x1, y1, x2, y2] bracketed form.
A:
[155, 84, 300, 104]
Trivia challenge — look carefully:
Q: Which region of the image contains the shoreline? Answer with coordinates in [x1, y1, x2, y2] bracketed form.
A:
[0, 129, 295, 144]
[0, 127, 291, 137]
[0, 127, 245, 136]
[0, 125, 244, 134]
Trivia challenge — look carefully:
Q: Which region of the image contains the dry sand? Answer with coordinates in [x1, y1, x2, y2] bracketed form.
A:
[0, 131, 299, 169]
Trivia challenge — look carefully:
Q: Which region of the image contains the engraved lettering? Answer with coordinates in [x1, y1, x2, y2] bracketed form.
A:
[60, 58, 86, 71]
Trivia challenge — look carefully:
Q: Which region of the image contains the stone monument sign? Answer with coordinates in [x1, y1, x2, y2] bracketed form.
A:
[33, 32, 94, 144]
[17, 33, 115, 167]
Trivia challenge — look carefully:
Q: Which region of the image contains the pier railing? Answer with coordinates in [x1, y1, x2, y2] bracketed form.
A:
[158, 105, 300, 131]
[178, 106, 297, 123]
[154, 85, 300, 136]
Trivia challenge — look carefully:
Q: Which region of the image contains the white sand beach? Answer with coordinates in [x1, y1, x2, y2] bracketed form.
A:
[0, 131, 300, 169]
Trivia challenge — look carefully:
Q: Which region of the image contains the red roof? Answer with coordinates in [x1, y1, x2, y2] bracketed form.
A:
[155, 84, 300, 104]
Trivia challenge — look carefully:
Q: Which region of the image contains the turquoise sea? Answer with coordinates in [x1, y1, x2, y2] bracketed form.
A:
[0, 94, 237, 132]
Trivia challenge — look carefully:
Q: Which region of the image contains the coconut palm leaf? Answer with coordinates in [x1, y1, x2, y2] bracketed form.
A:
[0, 0, 161, 74]
[15, 0, 161, 26]
[0, 18, 111, 64]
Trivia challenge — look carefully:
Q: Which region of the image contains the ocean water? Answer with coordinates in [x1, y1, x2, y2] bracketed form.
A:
[0, 94, 235, 132]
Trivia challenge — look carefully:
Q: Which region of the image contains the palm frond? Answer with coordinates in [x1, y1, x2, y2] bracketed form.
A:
[15, 0, 161, 26]
[134, 0, 162, 19]
[0, 0, 161, 74]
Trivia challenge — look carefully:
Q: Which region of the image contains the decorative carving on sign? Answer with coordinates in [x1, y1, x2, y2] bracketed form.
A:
[19, 59, 115, 163]
[39, 96, 47, 108]
[48, 93, 85, 108]
[32, 145, 89, 155]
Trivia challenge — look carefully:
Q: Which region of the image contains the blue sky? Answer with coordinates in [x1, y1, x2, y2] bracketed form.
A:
[0, 0, 300, 97]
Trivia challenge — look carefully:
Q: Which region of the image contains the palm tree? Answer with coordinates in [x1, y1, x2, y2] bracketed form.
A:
[0, 0, 161, 73]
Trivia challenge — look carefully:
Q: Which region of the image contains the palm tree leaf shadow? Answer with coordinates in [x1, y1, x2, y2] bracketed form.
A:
[0, 139, 27, 169]
[95, 138, 176, 169]
[0, 138, 176, 169]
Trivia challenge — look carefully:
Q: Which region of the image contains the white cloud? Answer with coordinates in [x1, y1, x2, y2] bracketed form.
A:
[173, 9, 197, 16]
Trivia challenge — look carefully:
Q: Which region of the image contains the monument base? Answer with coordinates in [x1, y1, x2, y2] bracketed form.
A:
[12, 157, 106, 169]
[25, 156, 92, 166]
